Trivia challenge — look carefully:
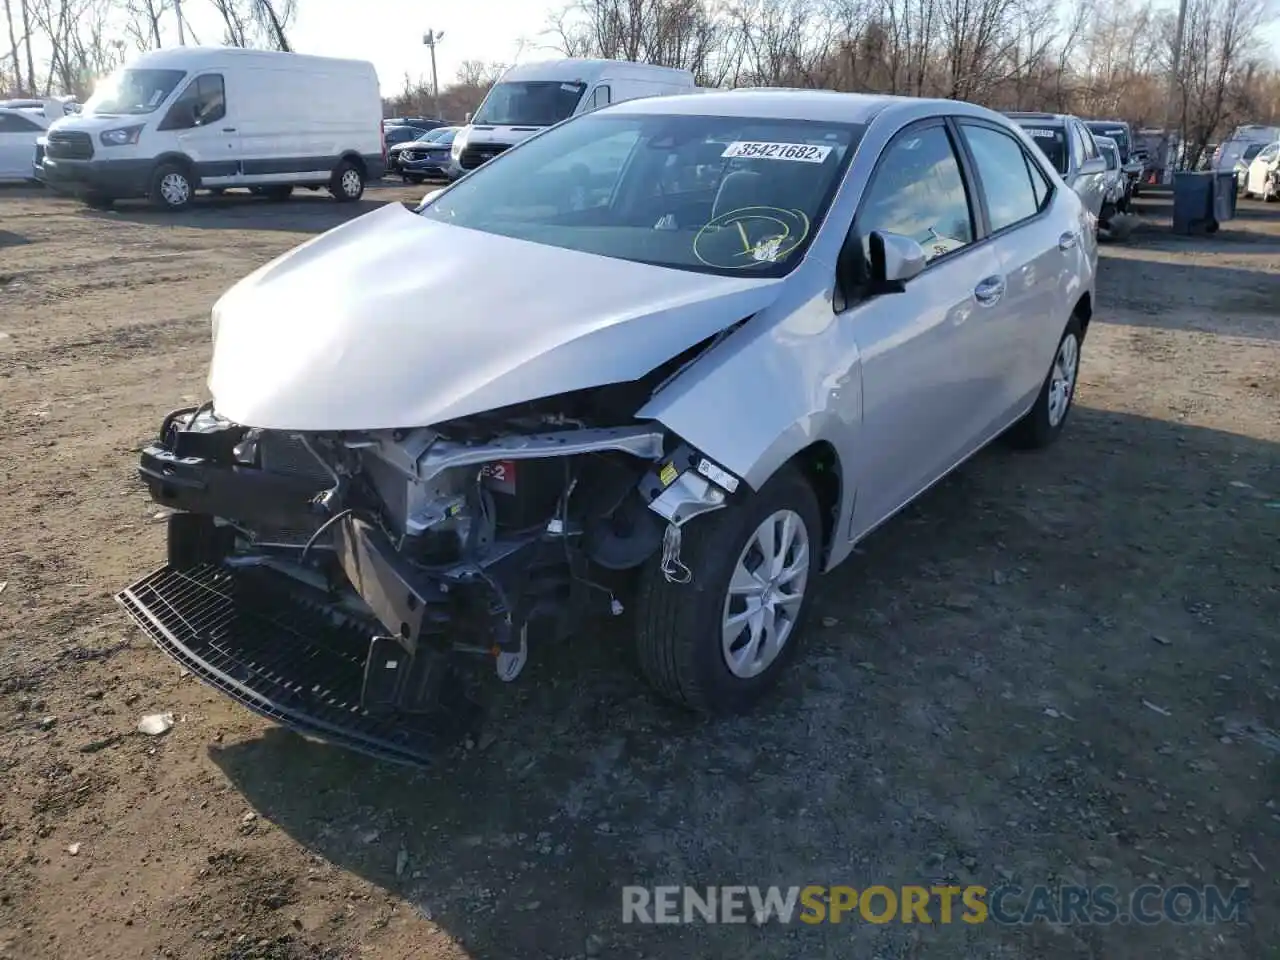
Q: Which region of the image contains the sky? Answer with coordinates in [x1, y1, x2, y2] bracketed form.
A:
[175, 0, 561, 93]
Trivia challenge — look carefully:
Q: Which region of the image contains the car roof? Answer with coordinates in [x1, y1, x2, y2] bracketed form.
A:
[1006, 111, 1074, 125]
[606, 88, 1006, 126]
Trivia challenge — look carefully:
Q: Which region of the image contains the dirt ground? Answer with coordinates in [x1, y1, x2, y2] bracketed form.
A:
[0, 180, 1277, 960]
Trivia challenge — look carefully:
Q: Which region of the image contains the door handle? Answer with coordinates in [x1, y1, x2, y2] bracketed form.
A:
[1058, 231, 1077, 251]
[974, 276, 1005, 306]
[222, 127, 237, 133]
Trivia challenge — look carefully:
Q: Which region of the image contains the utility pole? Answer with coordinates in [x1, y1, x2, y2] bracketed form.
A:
[1160, 0, 1189, 180]
[174, 0, 187, 45]
[423, 29, 444, 119]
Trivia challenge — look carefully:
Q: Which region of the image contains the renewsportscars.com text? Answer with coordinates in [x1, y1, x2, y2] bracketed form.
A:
[621, 884, 1250, 926]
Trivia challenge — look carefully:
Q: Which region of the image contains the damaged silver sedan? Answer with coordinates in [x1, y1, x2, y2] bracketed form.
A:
[118, 90, 1097, 764]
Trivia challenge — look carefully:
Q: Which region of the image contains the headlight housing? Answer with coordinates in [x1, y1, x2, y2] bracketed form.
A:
[100, 125, 144, 147]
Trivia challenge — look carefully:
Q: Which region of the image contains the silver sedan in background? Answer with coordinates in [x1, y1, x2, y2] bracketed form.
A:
[119, 90, 1098, 764]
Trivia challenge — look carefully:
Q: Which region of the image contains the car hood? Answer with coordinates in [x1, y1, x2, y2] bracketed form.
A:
[208, 201, 783, 431]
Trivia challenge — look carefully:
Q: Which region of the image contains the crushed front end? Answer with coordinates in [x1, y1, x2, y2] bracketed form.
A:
[116, 397, 738, 765]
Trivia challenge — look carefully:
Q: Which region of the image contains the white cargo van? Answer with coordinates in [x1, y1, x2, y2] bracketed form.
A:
[42, 46, 384, 210]
[449, 59, 696, 177]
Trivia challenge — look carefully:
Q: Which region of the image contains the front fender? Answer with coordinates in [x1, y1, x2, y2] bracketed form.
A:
[638, 275, 861, 504]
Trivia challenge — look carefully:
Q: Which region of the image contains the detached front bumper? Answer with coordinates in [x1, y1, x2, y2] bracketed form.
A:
[119, 434, 493, 767]
[117, 560, 477, 766]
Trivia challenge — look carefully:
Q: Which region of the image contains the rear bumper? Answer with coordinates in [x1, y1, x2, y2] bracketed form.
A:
[42, 156, 152, 198]
[116, 562, 478, 767]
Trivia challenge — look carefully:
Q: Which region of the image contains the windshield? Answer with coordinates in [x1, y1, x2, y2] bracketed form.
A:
[386, 126, 423, 145]
[82, 69, 186, 116]
[417, 128, 448, 143]
[1087, 124, 1129, 159]
[472, 80, 588, 127]
[1017, 124, 1068, 175]
[1242, 144, 1264, 162]
[420, 112, 862, 277]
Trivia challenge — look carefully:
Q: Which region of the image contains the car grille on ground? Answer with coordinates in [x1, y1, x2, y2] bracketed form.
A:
[115, 563, 478, 767]
[460, 143, 509, 170]
[46, 130, 93, 161]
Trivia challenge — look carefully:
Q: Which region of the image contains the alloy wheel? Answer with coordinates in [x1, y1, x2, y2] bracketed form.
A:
[721, 509, 811, 679]
[1047, 332, 1080, 427]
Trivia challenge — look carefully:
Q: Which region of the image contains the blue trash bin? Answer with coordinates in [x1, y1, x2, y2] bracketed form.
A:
[1172, 172, 1216, 234]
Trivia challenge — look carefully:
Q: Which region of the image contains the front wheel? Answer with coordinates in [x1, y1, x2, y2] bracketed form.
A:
[634, 466, 821, 714]
[149, 164, 194, 211]
[1005, 315, 1082, 450]
[329, 160, 364, 202]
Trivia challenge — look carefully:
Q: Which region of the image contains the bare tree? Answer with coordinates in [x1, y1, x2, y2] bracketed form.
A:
[3, 0, 27, 94]
[124, 0, 170, 49]
[1172, 0, 1271, 166]
[208, 0, 295, 50]
[455, 59, 508, 87]
[7, 0, 1279, 155]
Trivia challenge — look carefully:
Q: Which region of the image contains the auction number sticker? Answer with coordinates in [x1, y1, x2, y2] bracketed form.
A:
[1025, 128, 1059, 139]
[721, 141, 832, 163]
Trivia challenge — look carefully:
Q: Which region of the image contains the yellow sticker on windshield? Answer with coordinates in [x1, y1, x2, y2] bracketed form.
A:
[692, 206, 811, 270]
[659, 463, 679, 487]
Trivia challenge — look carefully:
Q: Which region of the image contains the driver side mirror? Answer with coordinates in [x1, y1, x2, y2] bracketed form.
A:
[836, 229, 925, 306]
[1079, 156, 1107, 176]
[868, 230, 926, 291]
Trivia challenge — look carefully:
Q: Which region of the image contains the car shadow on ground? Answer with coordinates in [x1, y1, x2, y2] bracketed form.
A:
[1094, 255, 1280, 341]
[209, 405, 1279, 960]
[75, 186, 412, 233]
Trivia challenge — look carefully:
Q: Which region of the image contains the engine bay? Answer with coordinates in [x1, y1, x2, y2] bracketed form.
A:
[133, 384, 739, 723]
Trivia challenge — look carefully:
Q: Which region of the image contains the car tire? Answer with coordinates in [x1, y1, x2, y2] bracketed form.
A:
[1005, 314, 1083, 450]
[329, 160, 364, 202]
[634, 465, 821, 714]
[149, 163, 194, 211]
[1263, 181, 1277, 203]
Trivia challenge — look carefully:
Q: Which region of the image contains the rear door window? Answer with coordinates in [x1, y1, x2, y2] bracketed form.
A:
[960, 123, 1045, 232]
